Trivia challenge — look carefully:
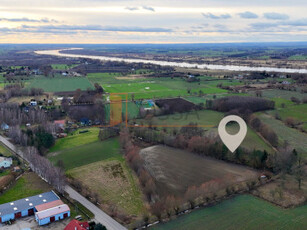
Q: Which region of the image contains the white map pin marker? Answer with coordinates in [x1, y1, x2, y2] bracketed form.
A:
[218, 115, 247, 153]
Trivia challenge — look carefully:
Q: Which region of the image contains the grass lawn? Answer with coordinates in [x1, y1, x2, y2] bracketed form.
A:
[260, 89, 306, 100]
[258, 113, 307, 158]
[26, 76, 94, 92]
[49, 137, 121, 170]
[0, 144, 12, 157]
[68, 159, 146, 217]
[152, 195, 307, 230]
[51, 64, 78, 70]
[49, 128, 100, 152]
[0, 173, 52, 204]
[269, 104, 307, 122]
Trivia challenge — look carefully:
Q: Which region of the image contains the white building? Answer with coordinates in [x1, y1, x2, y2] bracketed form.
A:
[0, 157, 12, 168]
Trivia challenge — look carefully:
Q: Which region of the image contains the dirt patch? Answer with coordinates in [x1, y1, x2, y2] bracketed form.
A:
[139, 145, 259, 197]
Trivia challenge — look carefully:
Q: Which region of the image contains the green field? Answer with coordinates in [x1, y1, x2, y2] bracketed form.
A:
[26, 76, 94, 92]
[258, 113, 307, 158]
[0, 173, 51, 204]
[137, 110, 273, 153]
[88, 73, 229, 99]
[49, 138, 121, 170]
[288, 55, 307, 60]
[259, 89, 306, 100]
[0, 144, 12, 157]
[269, 104, 307, 122]
[152, 195, 307, 230]
[51, 64, 78, 70]
[49, 128, 100, 152]
[104, 101, 140, 122]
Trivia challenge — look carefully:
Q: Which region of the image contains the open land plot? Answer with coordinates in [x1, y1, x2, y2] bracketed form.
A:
[254, 175, 306, 208]
[136, 110, 273, 153]
[268, 104, 307, 122]
[49, 137, 121, 170]
[104, 101, 140, 122]
[51, 64, 78, 70]
[257, 89, 307, 100]
[49, 128, 100, 153]
[89, 73, 228, 99]
[0, 172, 52, 204]
[152, 195, 307, 230]
[258, 113, 307, 158]
[68, 159, 146, 217]
[26, 76, 94, 92]
[139, 145, 259, 197]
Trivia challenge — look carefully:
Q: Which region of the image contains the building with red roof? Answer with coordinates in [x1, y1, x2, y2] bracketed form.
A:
[64, 219, 90, 230]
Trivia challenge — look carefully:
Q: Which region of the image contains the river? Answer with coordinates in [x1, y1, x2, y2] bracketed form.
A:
[35, 48, 307, 74]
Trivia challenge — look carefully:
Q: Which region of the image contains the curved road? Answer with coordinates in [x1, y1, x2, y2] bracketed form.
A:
[0, 135, 127, 230]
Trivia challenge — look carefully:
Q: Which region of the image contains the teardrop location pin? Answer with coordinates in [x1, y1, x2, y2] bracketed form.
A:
[218, 115, 247, 153]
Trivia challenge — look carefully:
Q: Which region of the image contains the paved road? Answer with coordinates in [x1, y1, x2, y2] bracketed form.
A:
[0, 135, 127, 230]
[65, 186, 127, 230]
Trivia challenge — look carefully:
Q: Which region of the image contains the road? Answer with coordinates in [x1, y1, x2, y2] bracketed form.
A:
[0, 135, 127, 230]
[65, 186, 127, 230]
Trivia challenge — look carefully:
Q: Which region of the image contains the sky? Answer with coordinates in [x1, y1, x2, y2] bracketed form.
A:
[0, 0, 306, 43]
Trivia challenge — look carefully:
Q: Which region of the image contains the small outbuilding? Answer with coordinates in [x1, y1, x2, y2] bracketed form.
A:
[0, 157, 12, 168]
[35, 202, 70, 226]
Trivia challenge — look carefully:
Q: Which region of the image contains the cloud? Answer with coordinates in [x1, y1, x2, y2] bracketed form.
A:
[142, 6, 155, 12]
[202, 13, 231, 19]
[20, 24, 172, 33]
[238, 11, 258, 19]
[0, 17, 58, 23]
[284, 18, 307, 26]
[125, 7, 139, 11]
[263, 12, 289, 20]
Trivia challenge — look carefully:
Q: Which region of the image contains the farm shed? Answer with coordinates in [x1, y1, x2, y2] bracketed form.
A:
[64, 219, 90, 230]
[0, 191, 59, 223]
[0, 157, 12, 168]
[35, 203, 70, 226]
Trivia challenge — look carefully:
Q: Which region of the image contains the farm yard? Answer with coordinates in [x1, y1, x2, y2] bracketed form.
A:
[139, 145, 259, 197]
[152, 195, 307, 230]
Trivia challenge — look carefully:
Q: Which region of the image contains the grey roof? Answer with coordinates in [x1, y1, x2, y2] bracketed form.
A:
[0, 191, 60, 217]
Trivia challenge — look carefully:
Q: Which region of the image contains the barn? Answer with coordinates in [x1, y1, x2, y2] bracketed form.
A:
[0, 191, 59, 223]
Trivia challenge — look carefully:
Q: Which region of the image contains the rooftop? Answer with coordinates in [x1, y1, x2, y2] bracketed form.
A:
[0, 191, 59, 217]
[35, 204, 70, 220]
[35, 199, 64, 212]
[0, 157, 12, 163]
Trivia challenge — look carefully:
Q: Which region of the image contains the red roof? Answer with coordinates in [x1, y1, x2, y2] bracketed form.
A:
[35, 199, 64, 212]
[54, 120, 66, 125]
[64, 220, 89, 230]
